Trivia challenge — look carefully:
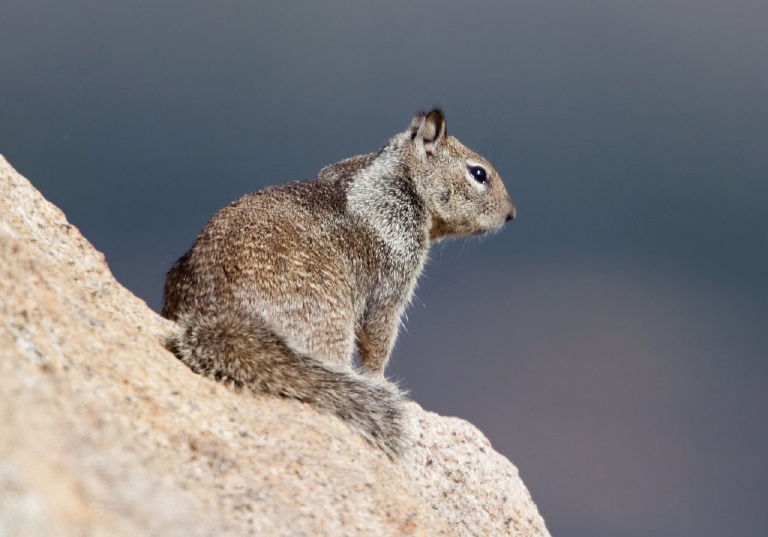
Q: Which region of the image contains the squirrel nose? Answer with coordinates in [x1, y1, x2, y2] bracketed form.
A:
[506, 206, 516, 221]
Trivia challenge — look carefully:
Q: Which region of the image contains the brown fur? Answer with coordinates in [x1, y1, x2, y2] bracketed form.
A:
[163, 109, 515, 457]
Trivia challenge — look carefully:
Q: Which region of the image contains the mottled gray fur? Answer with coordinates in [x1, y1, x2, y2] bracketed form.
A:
[163, 109, 515, 458]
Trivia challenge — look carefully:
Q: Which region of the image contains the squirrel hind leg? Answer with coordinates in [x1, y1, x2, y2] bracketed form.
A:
[167, 312, 409, 458]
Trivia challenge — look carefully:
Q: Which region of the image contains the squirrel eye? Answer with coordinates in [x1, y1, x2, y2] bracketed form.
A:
[468, 165, 488, 184]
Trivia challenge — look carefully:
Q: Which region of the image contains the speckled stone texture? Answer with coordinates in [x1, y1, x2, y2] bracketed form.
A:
[0, 155, 550, 537]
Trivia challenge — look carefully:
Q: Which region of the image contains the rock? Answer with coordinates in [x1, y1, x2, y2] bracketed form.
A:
[0, 155, 550, 537]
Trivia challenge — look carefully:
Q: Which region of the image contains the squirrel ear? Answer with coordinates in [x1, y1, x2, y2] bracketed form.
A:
[411, 109, 447, 157]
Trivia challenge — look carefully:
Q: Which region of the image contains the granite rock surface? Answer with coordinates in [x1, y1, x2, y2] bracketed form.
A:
[0, 155, 550, 537]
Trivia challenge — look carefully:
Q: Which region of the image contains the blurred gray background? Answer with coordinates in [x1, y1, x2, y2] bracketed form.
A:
[2, 1, 767, 535]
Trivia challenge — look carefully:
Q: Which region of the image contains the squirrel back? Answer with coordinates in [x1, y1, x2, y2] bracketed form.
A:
[163, 109, 515, 457]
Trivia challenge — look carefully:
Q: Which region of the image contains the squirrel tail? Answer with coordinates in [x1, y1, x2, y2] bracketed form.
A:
[168, 312, 407, 458]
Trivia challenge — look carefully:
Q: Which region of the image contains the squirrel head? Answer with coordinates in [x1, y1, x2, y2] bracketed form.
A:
[406, 109, 516, 241]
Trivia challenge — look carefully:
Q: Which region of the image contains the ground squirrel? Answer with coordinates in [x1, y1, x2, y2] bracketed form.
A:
[163, 109, 515, 457]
